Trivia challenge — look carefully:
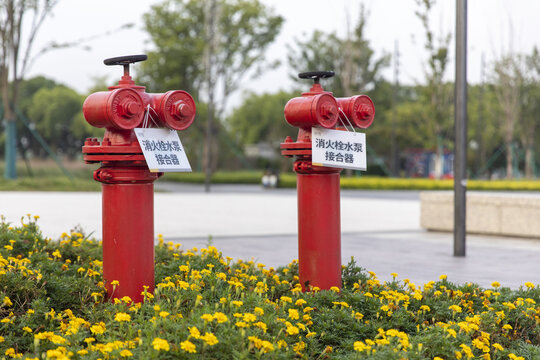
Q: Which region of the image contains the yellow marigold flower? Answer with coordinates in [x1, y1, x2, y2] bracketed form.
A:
[420, 305, 431, 312]
[77, 349, 89, 355]
[448, 305, 462, 313]
[280, 296, 293, 303]
[434, 357, 444, 360]
[243, 313, 257, 322]
[90, 322, 106, 334]
[0, 336, 4, 342]
[259, 340, 274, 353]
[459, 344, 474, 359]
[509, 354, 525, 360]
[254, 307, 264, 316]
[232, 300, 243, 307]
[293, 341, 306, 353]
[120, 349, 133, 357]
[152, 337, 170, 351]
[285, 324, 299, 335]
[491, 281, 501, 288]
[120, 296, 132, 304]
[439, 274, 447, 280]
[288, 308, 300, 320]
[114, 312, 131, 322]
[213, 312, 228, 323]
[201, 313, 214, 322]
[5, 348, 16, 357]
[3, 297, 13, 307]
[446, 328, 457, 338]
[22, 326, 32, 333]
[216, 272, 227, 281]
[503, 302, 516, 310]
[455, 350, 463, 359]
[235, 321, 249, 328]
[492, 343, 504, 351]
[524, 282, 535, 289]
[201, 332, 219, 346]
[156, 311, 169, 318]
[180, 340, 196, 353]
[189, 326, 201, 339]
[330, 286, 340, 293]
[253, 321, 267, 332]
[502, 324, 513, 330]
[306, 331, 317, 338]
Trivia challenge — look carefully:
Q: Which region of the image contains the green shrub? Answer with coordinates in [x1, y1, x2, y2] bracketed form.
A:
[0, 217, 539, 358]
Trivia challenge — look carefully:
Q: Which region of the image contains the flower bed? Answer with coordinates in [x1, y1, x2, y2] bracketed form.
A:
[0, 216, 539, 359]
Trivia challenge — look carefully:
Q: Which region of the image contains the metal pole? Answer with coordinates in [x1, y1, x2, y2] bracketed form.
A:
[454, 0, 467, 256]
[391, 40, 400, 177]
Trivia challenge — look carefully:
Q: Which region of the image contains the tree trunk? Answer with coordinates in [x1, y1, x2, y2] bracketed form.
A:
[505, 141, 513, 179]
[524, 143, 534, 179]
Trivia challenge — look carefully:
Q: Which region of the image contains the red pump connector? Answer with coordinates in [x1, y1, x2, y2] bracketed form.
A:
[336, 95, 375, 129]
[83, 88, 145, 130]
[150, 90, 196, 130]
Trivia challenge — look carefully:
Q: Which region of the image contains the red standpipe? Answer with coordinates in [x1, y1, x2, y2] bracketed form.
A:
[296, 162, 342, 290]
[98, 166, 158, 302]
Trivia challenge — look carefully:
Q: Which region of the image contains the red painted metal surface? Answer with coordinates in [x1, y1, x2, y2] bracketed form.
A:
[82, 55, 196, 302]
[336, 95, 375, 129]
[101, 167, 158, 302]
[296, 162, 342, 290]
[281, 71, 375, 291]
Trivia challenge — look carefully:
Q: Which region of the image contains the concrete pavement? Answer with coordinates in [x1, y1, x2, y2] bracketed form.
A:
[0, 183, 539, 289]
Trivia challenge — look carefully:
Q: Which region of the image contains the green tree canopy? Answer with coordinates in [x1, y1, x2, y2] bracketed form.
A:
[227, 90, 297, 146]
[26, 86, 86, 157]
[287, 5, 388, 97]
[139, 0, 283, 107]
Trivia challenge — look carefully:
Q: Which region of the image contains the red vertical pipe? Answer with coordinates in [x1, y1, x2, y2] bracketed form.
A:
[102, 182, 154, 302]
[297, 171, 342, 290]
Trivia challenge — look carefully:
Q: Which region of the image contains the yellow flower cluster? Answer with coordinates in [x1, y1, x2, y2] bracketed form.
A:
[1, 219, 539, 358]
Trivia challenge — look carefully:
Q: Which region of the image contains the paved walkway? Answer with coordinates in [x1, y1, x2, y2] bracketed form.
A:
[0, 183, 539, 289]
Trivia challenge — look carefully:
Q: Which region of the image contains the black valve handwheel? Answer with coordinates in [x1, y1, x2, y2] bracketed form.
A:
[298, 71, 335, 82]
[104, 54, 148, 66]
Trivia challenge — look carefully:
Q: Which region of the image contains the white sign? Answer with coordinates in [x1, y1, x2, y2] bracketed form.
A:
[312, 127, 367, 171]
[134, 128, 192, 172]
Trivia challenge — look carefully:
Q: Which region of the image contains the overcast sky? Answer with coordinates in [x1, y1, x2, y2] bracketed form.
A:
[24, 0, 540, 110]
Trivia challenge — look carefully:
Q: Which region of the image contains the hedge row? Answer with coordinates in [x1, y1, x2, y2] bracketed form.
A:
[163, 172, 540, 191]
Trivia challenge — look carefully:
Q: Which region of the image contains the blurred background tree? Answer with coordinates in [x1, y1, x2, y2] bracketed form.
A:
[3, 0, 540, 181]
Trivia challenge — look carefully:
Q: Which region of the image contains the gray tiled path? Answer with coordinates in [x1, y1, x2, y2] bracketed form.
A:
[0, 184, 539, 289]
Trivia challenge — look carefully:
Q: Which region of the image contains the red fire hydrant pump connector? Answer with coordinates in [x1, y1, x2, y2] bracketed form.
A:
[82, 55, 196, 302]
[281, 71, 375, 291]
